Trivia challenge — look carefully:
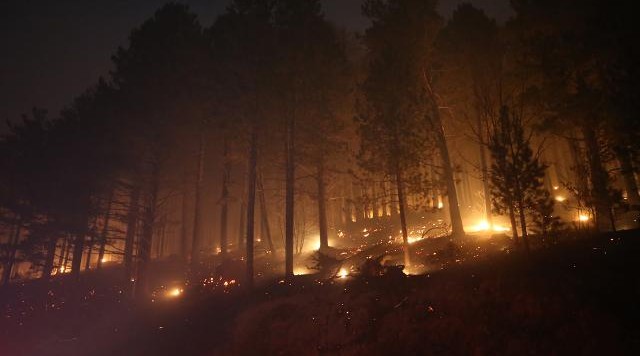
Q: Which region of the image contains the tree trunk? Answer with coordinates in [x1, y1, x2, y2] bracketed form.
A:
[84, 215, 99, 271]
[44, 230, 58, 280]
[395, 165, 411, 267]
[136, 162, 159, 299]
[285, 114, 295, 278]
[508, 203, 519, 245]
[239, 200, 246, 251]
[43, 240, 57, 279]
[478, 115, 493, 228]
[516, 198, 530, 253]
[97, 190, 114, 270]
[180, 174, 190, 262]
[424, 75, 465, 238]
[219, 138, 231, 259]
[1, 217, 22, 287]
[317, 161, 329, 250]
[190, 131, 206, 270]
[84, 236, 94, 271]
[124, 185, 141, 281]
[258, 171, 275, 253]
[57, 235, 67, 269]
[614, 145, 640, 207]
[70, 231, 86, 279]
[62, 236, 72, 272]
[582, 126, 614, 231]
[434, 122, 465, 237]
[246, 128, 258, 288]
[567, 136, 589, 196]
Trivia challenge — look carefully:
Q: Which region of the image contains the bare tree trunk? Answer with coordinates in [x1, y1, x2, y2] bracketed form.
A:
[136, 162, 159, 299]
[43, 242, 57, 279]
[157, 217, 166, 258]
[478, 115, 493, 228]
[285, 114, 295, 278]
[180, 174, 190, 262]
[71, 228, 86, 279]
[395, 165, 411, 267]
[258, 171, 274, 253]
[424, 75, 465, 238]
[615, 145, 640, 207]
[1, 217, 22, 287]
[62, 235, 72, 272]
[582, 126, 614, 231]
[567, 136, 589, 196]
[238, 200, 246, 251]
[84, 237, 94, 271]
[246, 129, 258, 288]
[190, 131, 205, 270]
[317, 161, 329, 250]
[516, 198, 530, 253]
[85, 215, 99, 271]
[57, 235, 67, 269]
[97, 190, 114, 270]
[124, 185, 141, 281]
[219, 138, 231, 259]
[434, 123, 465, 237]
[44, 230, 58, 280]
[508, 203, 519, 244]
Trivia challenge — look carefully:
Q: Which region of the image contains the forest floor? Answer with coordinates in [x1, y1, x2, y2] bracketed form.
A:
[1, 230, 640, 355]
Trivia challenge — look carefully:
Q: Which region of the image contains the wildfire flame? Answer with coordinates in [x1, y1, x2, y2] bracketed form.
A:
[167, 288, 183, 298]
[466, 220, 510, 233]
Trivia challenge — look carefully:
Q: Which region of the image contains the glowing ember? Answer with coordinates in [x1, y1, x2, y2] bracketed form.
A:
[555, 195, 566, 202]
[578, 214, 590, 222]
[338, 268, 349, 279]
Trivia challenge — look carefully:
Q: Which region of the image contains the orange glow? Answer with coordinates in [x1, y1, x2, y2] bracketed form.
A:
[466, 219, 510, 233]
[167, 288, 183, 298]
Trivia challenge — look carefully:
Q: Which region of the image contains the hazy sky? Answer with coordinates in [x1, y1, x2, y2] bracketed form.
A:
[0, 0, 513, 126]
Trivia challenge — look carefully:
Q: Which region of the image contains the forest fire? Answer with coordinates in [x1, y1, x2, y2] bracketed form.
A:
[1, 0, 639, 354]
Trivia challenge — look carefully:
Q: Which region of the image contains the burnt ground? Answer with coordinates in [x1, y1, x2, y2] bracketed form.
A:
[1, 230, 640, 355]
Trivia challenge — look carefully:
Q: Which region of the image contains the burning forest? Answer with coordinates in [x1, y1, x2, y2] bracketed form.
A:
[1, 0, 640, 355]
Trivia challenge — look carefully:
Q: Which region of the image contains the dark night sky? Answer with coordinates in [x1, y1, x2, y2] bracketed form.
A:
[0, 0, 512, 129]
